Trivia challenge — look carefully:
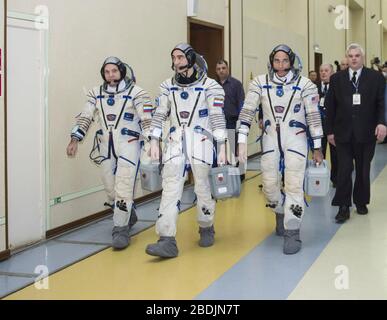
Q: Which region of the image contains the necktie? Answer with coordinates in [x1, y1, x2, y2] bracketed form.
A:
[352, 71, 357, 85]
[323, 83, 328, 95]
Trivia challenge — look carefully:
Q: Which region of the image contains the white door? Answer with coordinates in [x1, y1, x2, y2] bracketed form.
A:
[7, 12, 48, 249]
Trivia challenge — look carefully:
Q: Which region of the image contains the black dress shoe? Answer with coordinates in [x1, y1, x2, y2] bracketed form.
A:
[240, 174, 246, 183]
[356, 205, 368, 215]
[335, 206, 350, 223]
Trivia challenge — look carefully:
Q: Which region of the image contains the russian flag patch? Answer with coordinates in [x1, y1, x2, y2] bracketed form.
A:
[213, 97, 224, 108]
[143, 104, 153, 113]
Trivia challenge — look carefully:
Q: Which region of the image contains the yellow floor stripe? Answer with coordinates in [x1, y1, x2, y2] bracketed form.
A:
[289, 166, 387, 300]
[5, 172, 274, 300]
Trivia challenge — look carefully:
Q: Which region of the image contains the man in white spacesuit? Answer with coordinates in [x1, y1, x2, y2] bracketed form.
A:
[145, 43, 227, 258]
[238, 45, 324, 254]
[66, 57, 153, 250]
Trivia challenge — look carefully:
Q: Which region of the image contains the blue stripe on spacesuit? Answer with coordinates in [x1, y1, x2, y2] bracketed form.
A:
[99, 87, 109, 131]
[192, 156, 212, 166]
[281, 189, 286, 206]
[289, 120, 314, 150]
[289, 120, 307, 130]
[109, 132, 118, 160]
[121, 128, 140, 138]
[183, 164, 191, 177]
[119, 156, 136, 167]
[114, 87, 134, 129]
[132, 159, 141, 197]
[261, 150, 275, 156]
[287, 149, 306, 158]
[241, 121, 251, 128]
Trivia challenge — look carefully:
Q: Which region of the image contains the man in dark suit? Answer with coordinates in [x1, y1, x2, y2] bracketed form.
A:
[215, 59, 246, 181]
[317, 63, 338, 187]
[325, 43, 386, 223]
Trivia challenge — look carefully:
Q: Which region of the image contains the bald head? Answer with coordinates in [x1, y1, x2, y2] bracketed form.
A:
[340, 58, 349, 70]
[319, 64, 334, 83]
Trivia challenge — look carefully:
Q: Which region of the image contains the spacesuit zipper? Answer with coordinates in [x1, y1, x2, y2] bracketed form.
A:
[276, 121, 284, 155]
[108, 128, 117, 160]
[276, 121, 285, 181]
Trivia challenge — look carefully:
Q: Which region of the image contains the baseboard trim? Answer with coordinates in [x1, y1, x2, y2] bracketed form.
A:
[0, 249, 10, 262]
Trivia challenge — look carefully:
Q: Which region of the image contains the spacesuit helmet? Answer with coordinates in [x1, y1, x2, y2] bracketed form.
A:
[171, 43, 197, 71]
[268, 44, 302, 84]
[269, 44, 296, 68]
[171, 43, 208, 85]
[100, 56, 136, 86]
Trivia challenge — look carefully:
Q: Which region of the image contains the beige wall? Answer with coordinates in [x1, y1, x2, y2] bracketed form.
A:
[366, 0, 383, 65]
[384, 30, 387, 61]
[355, 0, 366, 8]
[8, 0, 229, 230]
[309, 0, 347, 70]
[8, 0, 188, 229]
[384, 0, 387, 61]
[196, 0, 226, 27]
[348, 3, 366, 49]
[243, 0, 308, 80]
[231, 0, 243, 80]
[0, 0, 5, 252]
[242, 0, 309, 155]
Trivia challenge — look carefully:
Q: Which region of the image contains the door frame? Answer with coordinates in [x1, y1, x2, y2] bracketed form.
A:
[0, 0, 9, 260]
[314, 52, 323, 81]
[6, 9, 50, 249]
[187, 17, 225, 62]
[187, 18, 224, 183]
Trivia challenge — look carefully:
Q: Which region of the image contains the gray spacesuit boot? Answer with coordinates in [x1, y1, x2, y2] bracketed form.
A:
[199, 225, 215, 247]
[275, 213, 285, 236]
[145, 237, 179, 258]
[283, 229, 302, 255]
[112, 225, 131, 250]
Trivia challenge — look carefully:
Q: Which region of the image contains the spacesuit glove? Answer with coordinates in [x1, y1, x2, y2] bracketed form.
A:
[237, 143, 248, 164]
[217, 143, 227, 166]
[313, 149, 324, 166]
[150, 138, 160, 162]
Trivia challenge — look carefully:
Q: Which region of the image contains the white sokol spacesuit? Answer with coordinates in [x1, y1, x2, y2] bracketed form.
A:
[145, 44, 227, 258]
[71, 57, 153, 249]
[238, 45, 323, 254]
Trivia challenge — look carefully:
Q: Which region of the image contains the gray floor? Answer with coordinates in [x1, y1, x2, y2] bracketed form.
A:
[196, 144, 387, 299]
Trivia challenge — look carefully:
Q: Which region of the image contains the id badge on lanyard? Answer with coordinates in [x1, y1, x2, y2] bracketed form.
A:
[352, 79, 361, 106]
[353, 93, 361, 105]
